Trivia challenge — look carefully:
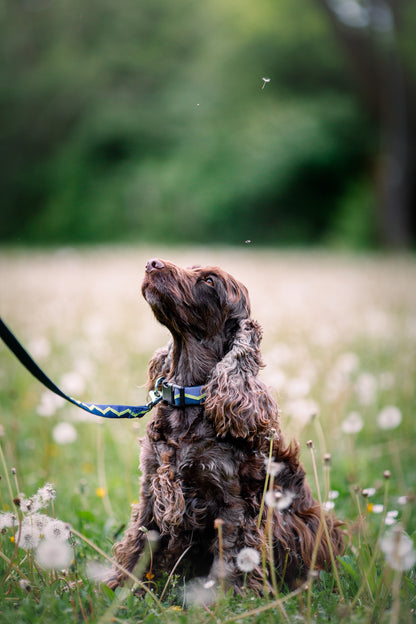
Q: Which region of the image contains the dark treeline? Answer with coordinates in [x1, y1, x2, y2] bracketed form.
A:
[1, 0, 415, 247]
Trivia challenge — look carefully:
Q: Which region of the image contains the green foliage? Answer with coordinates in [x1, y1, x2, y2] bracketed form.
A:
[0, 0, 375, 246]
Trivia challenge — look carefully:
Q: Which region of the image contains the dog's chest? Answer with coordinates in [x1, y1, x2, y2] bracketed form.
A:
[147, 423, 241, 533]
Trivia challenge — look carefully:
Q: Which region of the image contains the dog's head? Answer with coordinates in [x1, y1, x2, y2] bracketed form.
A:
[142, 258, 250, 347]
[142, 258, 278, 440]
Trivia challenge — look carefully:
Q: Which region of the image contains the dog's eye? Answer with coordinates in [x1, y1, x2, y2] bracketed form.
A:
[204, 276, 214, 286]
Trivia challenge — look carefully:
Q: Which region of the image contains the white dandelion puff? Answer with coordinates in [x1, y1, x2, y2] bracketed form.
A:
[37, 483, 56, 504]
[0, 512, 17, 531]
[385, 510, 399, 526]
[52, 422, 77, 445]
[355, 372, 378, 406]
[328, 490, 339, 500]
[380, 526, 416, 572]
[236, 547, 261, 572]
[60, 371, 85, 395]
[362, 488, 376, 498]
[264, 460, 284, 477]
[18, 519, 41, 550]
[377, 406, 402, 430]
[341, 411, 364, 434]
[372, 504, 384, 514]
[35, 539, 72, 570]
[265, 490, 294, 511]
[86, 560, 113, 582]
[184, 577, 217, 607]
[37, 391, 65, 417]
[323, 501, 335, 512]
[43, 518, 71, 542]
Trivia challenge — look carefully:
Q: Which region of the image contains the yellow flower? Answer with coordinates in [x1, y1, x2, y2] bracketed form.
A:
[10, 536, 15, 543]
[95, 487, 107, 498]
[169, 606, 182, 611]
[145, 571, 154, 580]
[367, 503, 374, 513]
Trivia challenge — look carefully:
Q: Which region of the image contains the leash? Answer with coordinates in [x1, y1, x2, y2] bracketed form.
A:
[0, 317, 206, 419]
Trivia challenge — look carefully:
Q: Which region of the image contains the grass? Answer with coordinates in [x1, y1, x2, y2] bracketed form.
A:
[0, 245, 415, 623]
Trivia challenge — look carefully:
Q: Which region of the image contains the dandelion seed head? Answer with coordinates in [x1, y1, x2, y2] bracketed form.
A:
[355, 372, 378, 406]
[385, 510, 399, 526]
[35, 539, 72, 570]
[53, 422, 77, 445]
[19, 521, 41, 550]
[264, 460, 284, 477]
[236, 547, 260, 572]
[328, 490, 339, 500]
[341, 411, 364, 434]
[0, 512, 17, 531]
[380, 525, 416, 572]
[43, 518, 71, 542]
[377, 405, 402, 430]
[184, 577, 217, 607]
[323, 501, 335, 512]
[362, 488, 376, 498]
[86, 560, 113, 582]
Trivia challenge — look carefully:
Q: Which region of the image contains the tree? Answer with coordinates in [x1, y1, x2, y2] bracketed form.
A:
[315, 0, 416, 247]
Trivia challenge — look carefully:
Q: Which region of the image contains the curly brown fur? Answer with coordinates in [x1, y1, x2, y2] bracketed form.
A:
[107, 258, 344, 594]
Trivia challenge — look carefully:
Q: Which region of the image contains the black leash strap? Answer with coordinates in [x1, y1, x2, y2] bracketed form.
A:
[0, 317, 157, 419]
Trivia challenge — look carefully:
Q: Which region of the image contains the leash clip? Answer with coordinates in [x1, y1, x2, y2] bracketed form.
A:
[147, 376, 165, 409]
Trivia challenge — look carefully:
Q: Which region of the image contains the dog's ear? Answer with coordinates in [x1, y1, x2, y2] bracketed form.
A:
[204, 319, 278, 440]
[146, 341, 173, 391]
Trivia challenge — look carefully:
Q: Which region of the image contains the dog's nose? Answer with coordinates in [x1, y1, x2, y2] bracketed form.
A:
[145, 258, 165, 273]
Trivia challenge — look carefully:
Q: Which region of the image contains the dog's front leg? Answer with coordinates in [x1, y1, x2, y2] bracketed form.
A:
[107, 492, 155, 590]
[209, 513, 265, 595]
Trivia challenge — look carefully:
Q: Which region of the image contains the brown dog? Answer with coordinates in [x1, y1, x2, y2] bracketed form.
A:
[108, 259, 343, 593]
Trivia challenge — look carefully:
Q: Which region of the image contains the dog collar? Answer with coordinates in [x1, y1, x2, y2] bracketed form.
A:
[150, 377, 206, 408]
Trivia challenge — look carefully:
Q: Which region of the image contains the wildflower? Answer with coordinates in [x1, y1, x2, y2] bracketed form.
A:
[43, 518, 71, 542]
[377, 406, 402, 430]
[328, 490, 339, 500]
[323, 501, 335, 512]
[236, 547, 260, 572]
[169, 606, 182, 611]
[261, 77, 271, 89]
[380, 525, 416, 572]
[96, 487, 107, 498]
[53, 422, 77, 445]
[341, 411, 363, 434]
[0, 512, 16, 531]
[35, 539, 72, 570]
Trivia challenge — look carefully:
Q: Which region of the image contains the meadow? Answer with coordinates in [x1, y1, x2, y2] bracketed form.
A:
[0, 246, 415, 623]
